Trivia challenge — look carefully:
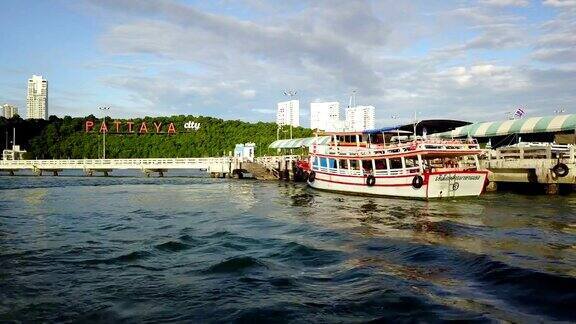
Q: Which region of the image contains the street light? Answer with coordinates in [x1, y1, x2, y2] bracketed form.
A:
[99, 106, 110, 159]
[283, 90, 297, 140]
[554, 108, 566, 115]
[391, 115, 401, 141]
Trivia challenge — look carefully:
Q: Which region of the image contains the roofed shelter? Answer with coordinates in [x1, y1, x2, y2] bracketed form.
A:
[431, 114, 576, 146]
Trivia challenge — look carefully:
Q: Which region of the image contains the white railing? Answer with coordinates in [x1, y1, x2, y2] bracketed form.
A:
[0, 157, 234, 172]
[324, 140, 480, 157]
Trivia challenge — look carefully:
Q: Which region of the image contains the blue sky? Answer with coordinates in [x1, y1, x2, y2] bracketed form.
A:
[1, 0, 575, 127]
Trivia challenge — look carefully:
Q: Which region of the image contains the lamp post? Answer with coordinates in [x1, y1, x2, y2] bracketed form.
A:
[283, 90, 297, 140]
[554, 108, 566, 115]
[391, 115, 401, 141]
[99, 106, 110, 159]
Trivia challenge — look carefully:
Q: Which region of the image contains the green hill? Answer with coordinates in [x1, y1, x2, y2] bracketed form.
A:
[0, 115, 312, 159]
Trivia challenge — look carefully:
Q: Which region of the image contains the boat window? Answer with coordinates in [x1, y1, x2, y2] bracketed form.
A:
[374, 159, 387, 170]
[312, 156, 319, 166]
[405, 157, 419, 167]
[338, 159, 347, 169]
[328, 158, 337, 169]
[349, 159, 360, 170]
[362, 160, 373, 172]
[319, 157, 328, 168]
[389, 158, 402, 169]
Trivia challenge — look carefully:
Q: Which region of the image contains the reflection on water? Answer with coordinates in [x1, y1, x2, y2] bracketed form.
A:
[0, 176, 575, 322]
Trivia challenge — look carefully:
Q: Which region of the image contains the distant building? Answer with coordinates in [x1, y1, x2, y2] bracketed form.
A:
[2, 104, 18, 118]
[26, 75, 48, 119]
[310, 102, 340, 131]
[345, 105, 375, 131]
[277, 100, 299, 127]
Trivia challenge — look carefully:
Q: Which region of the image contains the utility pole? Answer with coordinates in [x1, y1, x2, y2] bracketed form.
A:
[99, 106, 110, 159]
[283, 90, 297, 140]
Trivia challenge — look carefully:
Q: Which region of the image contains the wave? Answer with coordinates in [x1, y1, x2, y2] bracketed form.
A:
[203, 256, 268, 274]
[155, 241, 190, 252]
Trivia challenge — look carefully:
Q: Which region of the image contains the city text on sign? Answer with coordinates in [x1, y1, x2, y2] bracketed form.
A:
[85, 120, 177, 134]
[184, 121, 201, 130]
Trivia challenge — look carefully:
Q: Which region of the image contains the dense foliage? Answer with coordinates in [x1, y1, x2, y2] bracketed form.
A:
[0, 115, 312, 159]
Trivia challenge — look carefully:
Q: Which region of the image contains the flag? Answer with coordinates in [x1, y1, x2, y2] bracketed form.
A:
[514, 108, 525, 119]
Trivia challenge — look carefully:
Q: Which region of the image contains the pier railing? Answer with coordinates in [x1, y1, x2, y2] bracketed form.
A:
[0, 157, 235, 174]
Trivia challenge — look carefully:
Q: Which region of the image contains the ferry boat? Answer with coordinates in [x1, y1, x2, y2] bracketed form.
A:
[301, 129, 488, 199]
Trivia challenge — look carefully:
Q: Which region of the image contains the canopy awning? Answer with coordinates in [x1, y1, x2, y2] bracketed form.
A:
[269, 136, 331, 149]
[432, 114, 576, 138]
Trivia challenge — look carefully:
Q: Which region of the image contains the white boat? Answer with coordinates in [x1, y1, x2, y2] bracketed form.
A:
[301, 130, 488, 199]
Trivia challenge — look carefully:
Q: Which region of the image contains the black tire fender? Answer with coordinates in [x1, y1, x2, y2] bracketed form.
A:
[366, 175, 376, 186]
[552, 163, 569, 178]
[308, 171, 316, 182]
[412, 175, 424, 189]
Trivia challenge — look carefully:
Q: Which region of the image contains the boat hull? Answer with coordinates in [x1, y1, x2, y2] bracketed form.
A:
[307, 170, 488, 199]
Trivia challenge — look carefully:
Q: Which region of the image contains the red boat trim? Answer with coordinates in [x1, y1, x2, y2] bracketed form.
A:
[314, 177, 416, 187]
[313, 149, 482, 159]
[313, 169, 418, 179]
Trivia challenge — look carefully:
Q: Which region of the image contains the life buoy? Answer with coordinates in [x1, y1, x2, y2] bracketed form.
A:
[552, 163, 569, 177]
[409, 143, 417, 150]
[308, 171, 316, 182]
[412, 175, 424, 189]
[366, 175, 376, 186]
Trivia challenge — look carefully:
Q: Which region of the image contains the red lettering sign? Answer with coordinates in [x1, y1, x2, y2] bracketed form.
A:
[85, 120, 94, 132]
[154, 122, 162, 133]
[99, 122, 108, 133]
[167, 122, 176, 134]
[114, 120, 121, 133]
[139, 122, 148, 134]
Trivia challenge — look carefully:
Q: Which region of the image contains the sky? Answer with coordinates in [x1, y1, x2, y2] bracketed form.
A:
[0, 0, 575, 127]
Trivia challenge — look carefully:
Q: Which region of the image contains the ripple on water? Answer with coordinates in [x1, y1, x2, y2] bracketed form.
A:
[269, 241, 345, 267]
[203, 256, 269, 274]
[154, 241, 191, 252]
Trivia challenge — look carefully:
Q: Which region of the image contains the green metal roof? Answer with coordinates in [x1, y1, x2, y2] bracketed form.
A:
[433, 114, 576, 138]
[269, 136, 331, 149]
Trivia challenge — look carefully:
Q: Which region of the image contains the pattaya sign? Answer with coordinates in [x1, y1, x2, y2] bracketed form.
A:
[184, 121, 201, 130]
[85, 120, 178, 134]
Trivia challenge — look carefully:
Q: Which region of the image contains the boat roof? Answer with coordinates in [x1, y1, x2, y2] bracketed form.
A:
[317, 127, 413, 136]
[432, 114, 576, 138]
[363, 126, 412, 135]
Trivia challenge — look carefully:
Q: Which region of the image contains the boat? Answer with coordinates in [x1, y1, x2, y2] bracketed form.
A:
[300, 128, 488, 199]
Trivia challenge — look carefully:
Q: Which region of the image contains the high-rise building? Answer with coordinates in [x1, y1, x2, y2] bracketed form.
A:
[345, 105, 375, 131]
[310, 101, 340, 132]
[26, 75, 48, 119]
[276, 100, 299, 127]
[2, 104, 18, 118]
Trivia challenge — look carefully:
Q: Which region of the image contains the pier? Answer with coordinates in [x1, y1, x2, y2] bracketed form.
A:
[0, 157, 238, 177]
[483, 144, 576, 194]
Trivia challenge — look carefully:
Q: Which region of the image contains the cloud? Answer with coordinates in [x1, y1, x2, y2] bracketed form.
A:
[532, 10, 576, 63]
[480, 0, 529, 6]
[56, 0, 576, 124]
[252, 108, 275, 114]
[543, 0, 576, 7]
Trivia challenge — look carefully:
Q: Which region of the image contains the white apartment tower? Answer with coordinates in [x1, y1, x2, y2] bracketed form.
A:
[345, 105, 375, 131]
[26, 75, 48, 119]
[276, 100, 300, 127]
[310, 102, 340, 132]
[2, 104, 18, 118]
